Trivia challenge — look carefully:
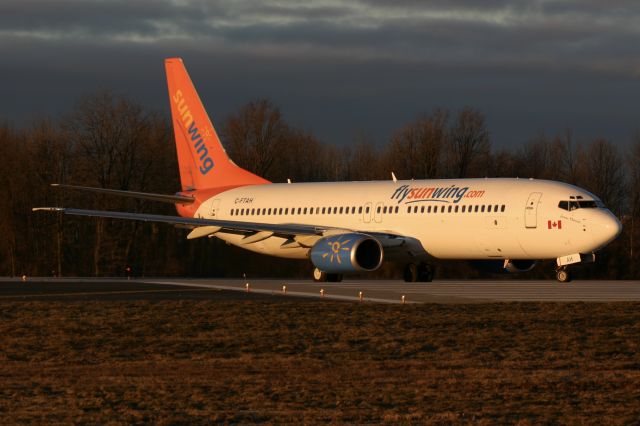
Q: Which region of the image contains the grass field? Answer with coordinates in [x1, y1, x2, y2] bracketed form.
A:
[1, 300, 639, 424]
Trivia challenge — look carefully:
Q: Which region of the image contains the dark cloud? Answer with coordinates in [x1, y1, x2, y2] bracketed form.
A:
[1, 0, 639, 149]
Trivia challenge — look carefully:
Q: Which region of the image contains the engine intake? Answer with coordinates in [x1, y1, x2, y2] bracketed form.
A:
[310, 233, 383, 274]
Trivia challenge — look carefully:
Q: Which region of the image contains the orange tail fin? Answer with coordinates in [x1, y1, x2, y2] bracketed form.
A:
[165, 58, 270, 191]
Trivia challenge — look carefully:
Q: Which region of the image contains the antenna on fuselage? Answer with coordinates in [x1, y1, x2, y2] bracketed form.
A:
[391, 172, 397, 183]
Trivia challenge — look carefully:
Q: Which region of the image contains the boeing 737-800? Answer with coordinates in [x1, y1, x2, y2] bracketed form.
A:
[34, 58, 622, 283]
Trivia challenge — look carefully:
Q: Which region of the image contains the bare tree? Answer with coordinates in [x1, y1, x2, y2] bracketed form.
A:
[579, 138, 625, 214]
[221, 99, 287, 180]
[63, 91, 168, 275]
[385, 109, 448, 179]
[446, 107, 490, 178]
[628, 132, 640, 275]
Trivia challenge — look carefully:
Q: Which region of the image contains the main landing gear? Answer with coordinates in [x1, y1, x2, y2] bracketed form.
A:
[403, 262, 434, 283]
[313, 268, 342, 283]
[556, 267, 572, 283]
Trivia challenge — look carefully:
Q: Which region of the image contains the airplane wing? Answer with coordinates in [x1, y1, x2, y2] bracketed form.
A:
[32, 207, 408, 248]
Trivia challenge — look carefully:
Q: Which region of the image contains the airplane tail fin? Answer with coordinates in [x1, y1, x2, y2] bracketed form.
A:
[165, 58, 270, 191]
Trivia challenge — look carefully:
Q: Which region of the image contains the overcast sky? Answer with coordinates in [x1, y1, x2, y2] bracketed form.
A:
[2, 0, 639, 148]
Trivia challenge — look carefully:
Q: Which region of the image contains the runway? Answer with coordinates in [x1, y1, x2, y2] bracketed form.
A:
[1, 277, 639, 303]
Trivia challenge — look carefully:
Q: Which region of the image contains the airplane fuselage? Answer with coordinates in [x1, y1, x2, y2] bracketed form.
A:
[188, 178, 621, 263]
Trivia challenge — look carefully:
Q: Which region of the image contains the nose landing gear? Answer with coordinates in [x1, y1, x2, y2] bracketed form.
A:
[556, 267, 572, 283]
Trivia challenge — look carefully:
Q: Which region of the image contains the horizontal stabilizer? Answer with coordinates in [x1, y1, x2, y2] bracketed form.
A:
[51, 184, 194, 204]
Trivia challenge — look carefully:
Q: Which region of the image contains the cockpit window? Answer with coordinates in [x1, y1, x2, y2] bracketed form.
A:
[558, 200, 601, 211]
[577, 200, 598, 209]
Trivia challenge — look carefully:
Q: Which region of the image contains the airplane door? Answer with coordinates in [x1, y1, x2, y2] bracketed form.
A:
[363, 202, 372, 223]
[374, 202, 384, 223]
[209, 199, 221, 218]
[524, 192, 542, 228]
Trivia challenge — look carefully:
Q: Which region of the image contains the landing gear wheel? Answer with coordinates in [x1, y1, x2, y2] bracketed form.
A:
[418, 263, 434, 282]
[556, 268, 572, 283]
[313, 268, 327, 282]
[327, 273, 343, 283]
[404, 263, 418, 282]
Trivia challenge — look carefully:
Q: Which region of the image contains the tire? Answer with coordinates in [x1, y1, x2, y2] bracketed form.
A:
[556, 269, 571, 283]
[327, 273, 343, 283]
[313, 268, 327, 282]
[404, 263, 418, 282]
[418, 263, 434, 282]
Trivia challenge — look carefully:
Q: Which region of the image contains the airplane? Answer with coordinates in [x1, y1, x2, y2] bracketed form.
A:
[33, 58, 622, 283]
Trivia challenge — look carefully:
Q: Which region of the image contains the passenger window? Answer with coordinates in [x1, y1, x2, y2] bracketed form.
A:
[394, 206, 399, 213]
[358, 206, 363, 214]
[407, 206, 411, 213]
[383, 206, 387, 214]
[501, 205, 505, 212]
[461, 205, 466, 213]
[448, 206, 452, 213]
[366, 206, 370, 214]
[474, 206, 479, 213]
[333, 207, 338, 214]
[454, 206, 459, 213]
[427, 206, 431, 213]
[481, 205, 485, 213]
[441, 206, 445, 213]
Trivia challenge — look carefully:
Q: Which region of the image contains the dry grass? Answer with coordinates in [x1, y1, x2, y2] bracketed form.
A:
[0, 301, 639, 424]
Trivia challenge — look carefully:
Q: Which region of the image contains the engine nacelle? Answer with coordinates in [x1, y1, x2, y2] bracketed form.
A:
[310, 233, 383, 274]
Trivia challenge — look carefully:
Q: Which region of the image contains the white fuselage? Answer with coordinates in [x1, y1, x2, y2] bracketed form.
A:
[193, 178, 621, 262]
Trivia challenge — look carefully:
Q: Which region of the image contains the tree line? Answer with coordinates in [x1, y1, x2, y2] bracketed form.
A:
[1, 91, 638, 279]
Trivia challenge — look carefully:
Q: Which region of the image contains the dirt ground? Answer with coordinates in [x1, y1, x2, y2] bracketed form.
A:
[1, 300, 639, 424]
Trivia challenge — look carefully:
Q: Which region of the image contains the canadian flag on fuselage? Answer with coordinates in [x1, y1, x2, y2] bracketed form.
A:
[548, 220, 562, 229]
[164, 58, 270, 191]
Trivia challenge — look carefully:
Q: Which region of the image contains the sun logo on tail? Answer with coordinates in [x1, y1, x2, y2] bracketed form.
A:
[321, 237, 352, 264]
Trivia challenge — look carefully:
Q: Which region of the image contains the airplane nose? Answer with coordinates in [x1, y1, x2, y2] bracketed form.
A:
[597, 212, 622, 246]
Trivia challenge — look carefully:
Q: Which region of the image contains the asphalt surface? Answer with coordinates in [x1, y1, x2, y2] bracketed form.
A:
[1, 277, 639, 303]
[0, 279, 307, 302]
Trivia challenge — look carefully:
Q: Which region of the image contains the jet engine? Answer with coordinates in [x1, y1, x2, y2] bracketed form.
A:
[310, 233, 383, 274]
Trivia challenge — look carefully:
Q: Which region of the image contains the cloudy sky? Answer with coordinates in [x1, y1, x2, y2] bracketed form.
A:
[2, 0, 639, 148]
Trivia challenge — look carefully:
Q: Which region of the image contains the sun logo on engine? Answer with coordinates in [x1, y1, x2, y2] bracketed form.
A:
[322, 237, 352, 264]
